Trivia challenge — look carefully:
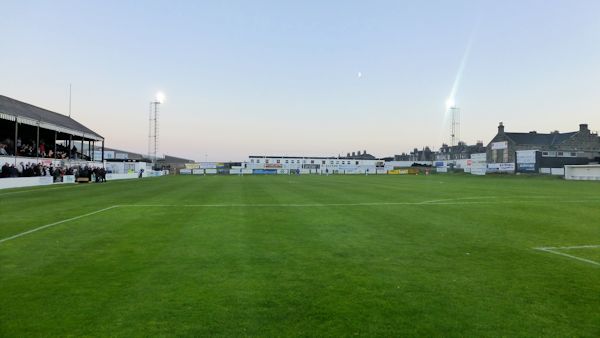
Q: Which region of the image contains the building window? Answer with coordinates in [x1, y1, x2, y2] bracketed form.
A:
[285, 160, 288, 164]
[266, 160, 269, 164]
[251, 159, 254, 163]
[571, 152, 577, 157]
[322, 160, 326, 165]
[557, 152, 563, 157]
[311, 160, 314, 164]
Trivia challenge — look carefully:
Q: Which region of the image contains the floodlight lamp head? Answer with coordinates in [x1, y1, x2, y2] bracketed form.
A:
[156, 92, 165, 104]
[445, 97, 455, 110]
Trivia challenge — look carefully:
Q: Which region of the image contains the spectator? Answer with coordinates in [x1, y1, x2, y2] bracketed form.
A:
[1, 163, 9, 178]
[0, 144, 8, 156]
[39, 141, 46, 157]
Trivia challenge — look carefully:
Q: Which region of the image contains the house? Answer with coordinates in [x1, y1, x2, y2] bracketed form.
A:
[486, 122, 600, 165]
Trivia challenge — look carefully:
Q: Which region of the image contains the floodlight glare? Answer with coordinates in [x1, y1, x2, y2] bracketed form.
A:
[156, 92, 165, 104]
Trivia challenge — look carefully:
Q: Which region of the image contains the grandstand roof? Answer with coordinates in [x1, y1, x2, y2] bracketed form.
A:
[159, 155, 196, 164]
[94, 146, 148, 161]
[0, 95, 103, 141]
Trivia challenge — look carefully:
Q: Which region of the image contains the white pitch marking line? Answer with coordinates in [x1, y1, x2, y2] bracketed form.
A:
[536, 244, 600, 250]
[0, 205, 120, 244]
[117, 198, 600, 208]
[535, 247, 600, 267]
[418, 196, 498, 204]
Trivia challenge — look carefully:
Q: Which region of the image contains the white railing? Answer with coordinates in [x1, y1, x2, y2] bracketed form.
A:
[0, 155, 103, 168]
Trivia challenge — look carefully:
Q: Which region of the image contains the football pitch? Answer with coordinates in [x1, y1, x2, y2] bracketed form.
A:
[1, 174, 599, 336]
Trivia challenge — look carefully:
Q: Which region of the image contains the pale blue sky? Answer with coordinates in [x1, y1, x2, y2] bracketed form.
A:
[1, 0, 599, 161]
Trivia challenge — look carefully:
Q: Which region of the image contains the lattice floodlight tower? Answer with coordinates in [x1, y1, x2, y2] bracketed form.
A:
[449, 106, 460, 147]
[148, 92, 164, 168]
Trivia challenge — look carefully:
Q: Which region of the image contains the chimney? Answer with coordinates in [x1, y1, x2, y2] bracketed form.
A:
[347, 152, 351, 157]
[352, 152, 355, 157]
[498, 122, 505, 134]
[363, 150, 367, 155]
[580, 124, 589, 133]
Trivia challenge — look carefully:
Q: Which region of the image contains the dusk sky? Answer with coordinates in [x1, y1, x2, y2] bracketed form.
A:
[1, 0, 599, 161]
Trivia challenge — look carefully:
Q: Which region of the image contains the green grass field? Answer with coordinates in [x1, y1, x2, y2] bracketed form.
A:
[1, 174, 599, 336]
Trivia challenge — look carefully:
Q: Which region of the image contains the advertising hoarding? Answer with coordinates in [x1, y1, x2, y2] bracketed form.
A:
[487, 163, 515, 173]
[516, 150, 537, 164]
[517, 163, 536, 172]
[253, 169, 277, 175]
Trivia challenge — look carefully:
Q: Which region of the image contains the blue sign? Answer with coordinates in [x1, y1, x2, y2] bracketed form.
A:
[517, 163, 536, 172]
[252, 169, 277, 175]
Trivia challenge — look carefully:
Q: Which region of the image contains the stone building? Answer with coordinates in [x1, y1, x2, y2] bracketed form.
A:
[343, 150, 376, 160]
[486, 122, 600, 163]
[435, 141, 486, 161]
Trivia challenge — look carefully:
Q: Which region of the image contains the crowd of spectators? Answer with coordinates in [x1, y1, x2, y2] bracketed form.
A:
[1, 162, 107, 183]
[0, 138, 88, 160]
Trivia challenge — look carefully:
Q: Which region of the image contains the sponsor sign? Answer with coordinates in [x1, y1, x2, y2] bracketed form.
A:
[491, 141, 508, 150]
[470, 153, 487, 161]
[180, 169, 192, 175]
[265, 163, 283, 168]
[434, 161, 445, 167]
[115, 152, 128, 160]
[487, 163, 515, 173]
[253, 169, 277, 175]
[517, 163, 536, 172]
[516, 150, 537, 164]
[471, 167, 487, 175]
[302, 164, 320, 169]
[185, 163, 200, 169]
[437, 167, 448, 173]
[199, 162, 217, 169]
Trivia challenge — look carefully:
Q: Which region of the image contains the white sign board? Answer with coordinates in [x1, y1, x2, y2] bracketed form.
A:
[115, 152, 128, 160]
[92, 151, 115, 160]
[487, 163, 515, 173]
[199, 162, 217, 169]
[516, 150, 537, 164]
[470, 153, 487, 162]
[491, 141, 508, 150]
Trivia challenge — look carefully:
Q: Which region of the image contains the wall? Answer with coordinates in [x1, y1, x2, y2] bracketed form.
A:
[564, 165, 600, 180]
[0, 176, 53, 190]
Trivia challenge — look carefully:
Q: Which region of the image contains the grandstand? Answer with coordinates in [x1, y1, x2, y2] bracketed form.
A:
[0, 95, 104, 163]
